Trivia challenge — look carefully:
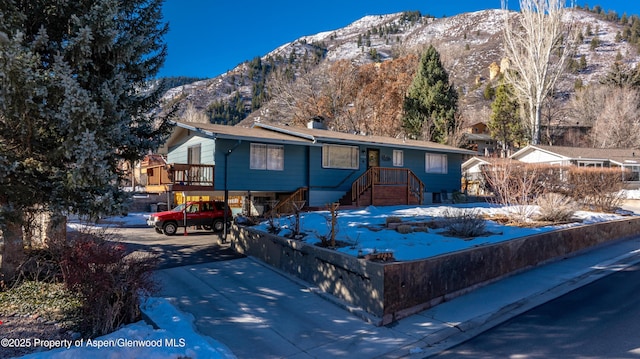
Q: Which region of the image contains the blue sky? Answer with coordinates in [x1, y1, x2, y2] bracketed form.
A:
[159, 1, 640, 79]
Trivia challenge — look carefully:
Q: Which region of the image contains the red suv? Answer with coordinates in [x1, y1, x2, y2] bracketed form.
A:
[147, 201, 232, 236]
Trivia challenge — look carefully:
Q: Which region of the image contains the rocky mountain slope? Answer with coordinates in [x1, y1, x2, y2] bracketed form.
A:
[158, 8, 640, 129]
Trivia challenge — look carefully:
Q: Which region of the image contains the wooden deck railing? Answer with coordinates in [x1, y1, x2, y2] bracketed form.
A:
[145, 163, 215, 190]
[352, 167, 424, 205]
[266, 187, 308, 216]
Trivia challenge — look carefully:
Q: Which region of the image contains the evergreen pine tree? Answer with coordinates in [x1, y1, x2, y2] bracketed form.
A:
[488, 80, 525, 155]
[0, 0, 170, 279]
[600, 62, 640, 88]
[402, 45, 458, 143]
[579, 54, 588, 71]
[484, 83, 496, 100]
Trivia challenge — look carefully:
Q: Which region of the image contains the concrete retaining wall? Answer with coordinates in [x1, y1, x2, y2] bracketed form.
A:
[231, 217, 640, 325]
[231, 228, 386, 317]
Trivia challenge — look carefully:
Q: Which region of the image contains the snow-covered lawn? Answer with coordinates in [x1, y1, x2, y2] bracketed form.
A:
[252, 202, 632, 261]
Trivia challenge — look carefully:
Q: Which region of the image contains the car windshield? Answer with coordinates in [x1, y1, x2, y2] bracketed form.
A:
[171, 204, 185, 212]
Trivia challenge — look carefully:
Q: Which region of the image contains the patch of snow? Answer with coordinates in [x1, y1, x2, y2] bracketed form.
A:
[254, 203, 635, 261]
[19, 298, 235, 359]
[622, 189, 640, 200]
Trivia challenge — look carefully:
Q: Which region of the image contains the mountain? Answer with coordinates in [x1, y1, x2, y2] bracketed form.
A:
[156, 8, 640, 132]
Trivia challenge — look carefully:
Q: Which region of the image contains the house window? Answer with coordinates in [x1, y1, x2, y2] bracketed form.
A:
[578, 161, 603, 168]
[425, 153, 447, 174]
[188, 145, 201, 164]
[250, 143, 284, 171]
[625, 165, 640, 181]
[393, 150, 404, 167]
[322, 144, 359, 169]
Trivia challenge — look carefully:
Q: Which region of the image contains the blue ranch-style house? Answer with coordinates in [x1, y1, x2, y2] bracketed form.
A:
[144, 120, 474, 215]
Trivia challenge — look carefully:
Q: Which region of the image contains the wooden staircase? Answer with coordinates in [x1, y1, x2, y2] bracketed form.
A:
[265, 187, 308, 216]
[342, 167, 424, 207]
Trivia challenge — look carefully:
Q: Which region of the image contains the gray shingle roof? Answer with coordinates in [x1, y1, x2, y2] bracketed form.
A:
[170, 121, 475, 155]
[528, 145, 640, 165]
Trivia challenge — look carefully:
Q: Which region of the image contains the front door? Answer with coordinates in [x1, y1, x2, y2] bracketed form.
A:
[367, 149, 380, 168]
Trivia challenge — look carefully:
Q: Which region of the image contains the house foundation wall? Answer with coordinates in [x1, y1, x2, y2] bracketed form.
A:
[308, 190, 346, 207]
[231, 217, 640, 325]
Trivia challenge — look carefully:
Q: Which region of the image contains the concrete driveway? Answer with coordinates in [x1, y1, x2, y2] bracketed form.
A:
[109, 227, 244, 269]
[151, 236, 640, 359]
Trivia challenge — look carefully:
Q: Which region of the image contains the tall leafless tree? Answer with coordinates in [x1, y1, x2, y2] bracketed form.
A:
[566, 84, 608, 128]
[591, 86, 640, 148]
[183, 103, 209, 124]
[267, 64, 326, 125]
[501, 0, 573, 145]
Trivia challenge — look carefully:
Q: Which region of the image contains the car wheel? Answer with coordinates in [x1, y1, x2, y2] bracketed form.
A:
[213, 219, 224, 232]
[163, 222, 178, 236]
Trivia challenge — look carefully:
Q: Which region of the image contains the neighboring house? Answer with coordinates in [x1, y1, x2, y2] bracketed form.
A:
[145, 120, 475, 214]
[461, 156, 515, 195]
[138, 154, 167, 187]
[510, 145, 640, 186]
[462, 122, 496, 156]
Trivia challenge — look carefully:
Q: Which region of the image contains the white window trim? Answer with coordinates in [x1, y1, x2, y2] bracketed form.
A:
[577, 161, 604, 168]
[425, 153, 448, 174]
[250, 143, 284, 171]
[393, 150, 404, 167]
[188, 144, 201, 164]
[322, 144, 359, 170]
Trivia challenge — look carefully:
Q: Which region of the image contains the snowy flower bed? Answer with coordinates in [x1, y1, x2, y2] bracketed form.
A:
[254, 202, 631, 262]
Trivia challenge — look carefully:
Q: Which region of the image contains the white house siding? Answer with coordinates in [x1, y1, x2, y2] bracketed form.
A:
[517, 150, 564, 164]
[167, 135, 216, 165]
[465, 161, 487, 178]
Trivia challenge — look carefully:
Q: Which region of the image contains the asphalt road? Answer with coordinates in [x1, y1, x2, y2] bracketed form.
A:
[109, 227, 244, 269]
[434, 264, 640, 359]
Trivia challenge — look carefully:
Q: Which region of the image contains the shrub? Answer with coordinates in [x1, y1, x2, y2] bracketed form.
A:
[481, 162, 566, 206]
[442, 208, 486, 238]
[535, 192, 577, 222]
[482, 163, 627, 214]
[58, 233, 158, 337]
[266, 215, 281, 234]
[14, 248, 61, 283]
[396, 224, 413, 234]
[564, 167, 626, 212]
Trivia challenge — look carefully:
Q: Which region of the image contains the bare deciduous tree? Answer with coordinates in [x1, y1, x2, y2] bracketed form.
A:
[348, 55, 417, 137]
[183, 103, 209, 124]
[501, 0, 573, 145]
[267, 56, 418, 137]
[566, 84, 608, 128]
[267, 64, 328, 125]
[591, 86, 640, 148]
[321, 61, 360, 132]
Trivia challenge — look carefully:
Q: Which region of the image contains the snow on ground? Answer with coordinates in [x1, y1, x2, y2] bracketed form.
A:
[25, 189, 639, 358]
[66, 212, 150, 231]
[19, 298, 235, 359]
[253, 201, 634, 261]
[622, 189, 640, 200]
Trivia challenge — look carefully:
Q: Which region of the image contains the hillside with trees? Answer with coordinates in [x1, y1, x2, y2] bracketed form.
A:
[159, 5, 640, 148]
